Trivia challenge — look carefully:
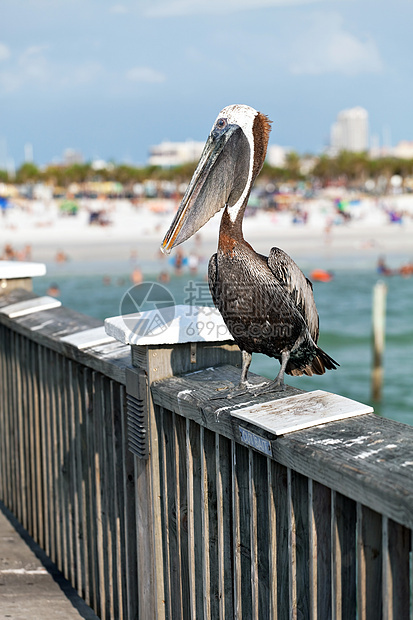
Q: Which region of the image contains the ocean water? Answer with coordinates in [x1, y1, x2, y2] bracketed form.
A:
[34, 262, 413, 426]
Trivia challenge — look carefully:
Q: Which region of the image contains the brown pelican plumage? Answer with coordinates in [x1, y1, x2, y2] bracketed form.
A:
[161, 104, 338, 396]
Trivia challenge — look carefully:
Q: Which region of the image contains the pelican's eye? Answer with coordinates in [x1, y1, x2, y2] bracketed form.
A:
[216, 118, 227, 130]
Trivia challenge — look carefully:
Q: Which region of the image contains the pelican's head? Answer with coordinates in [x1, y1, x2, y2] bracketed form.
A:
[161, 104, 271, 253]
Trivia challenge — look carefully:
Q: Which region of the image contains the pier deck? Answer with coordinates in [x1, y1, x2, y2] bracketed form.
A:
[0, 502, 98, 620]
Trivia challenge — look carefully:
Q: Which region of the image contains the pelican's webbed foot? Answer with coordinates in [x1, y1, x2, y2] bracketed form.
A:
[209, 350, 290, 400]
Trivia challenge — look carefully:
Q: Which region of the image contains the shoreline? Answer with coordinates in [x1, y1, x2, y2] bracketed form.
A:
[2, 196, 413, 274]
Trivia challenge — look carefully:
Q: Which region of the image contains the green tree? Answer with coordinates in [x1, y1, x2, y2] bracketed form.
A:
[15, 162, 41, 184]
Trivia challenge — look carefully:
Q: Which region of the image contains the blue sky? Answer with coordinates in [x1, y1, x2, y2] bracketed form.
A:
[1, 0, 412, 167]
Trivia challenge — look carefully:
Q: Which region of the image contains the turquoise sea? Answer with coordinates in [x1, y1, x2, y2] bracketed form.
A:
[34, 260, 413, 426]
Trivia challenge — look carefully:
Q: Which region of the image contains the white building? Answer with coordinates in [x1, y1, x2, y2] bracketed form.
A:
[266, 145, 291, 168]
[392, 140, 413, 159]
[330, 107, 369, 153]
[148, 140, 204, 168]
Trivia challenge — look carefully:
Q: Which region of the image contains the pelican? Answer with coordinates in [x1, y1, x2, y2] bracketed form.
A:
[161, 104, 338, 396]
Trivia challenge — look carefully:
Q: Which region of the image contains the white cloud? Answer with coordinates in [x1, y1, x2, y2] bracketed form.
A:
[110, 4, 129, 14]
[126, 66, 166, 83]
[0, 43, 11, 61]
[288, 13, 383, 76]
[144, 0, 334, 17]
[0, 44, 104, 94]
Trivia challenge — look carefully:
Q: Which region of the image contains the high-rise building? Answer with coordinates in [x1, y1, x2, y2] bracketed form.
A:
[330, 107, 369, 153]
[148, 140, 204, 168]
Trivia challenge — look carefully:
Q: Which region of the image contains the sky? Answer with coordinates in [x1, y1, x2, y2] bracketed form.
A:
[1, 0, 413, 168]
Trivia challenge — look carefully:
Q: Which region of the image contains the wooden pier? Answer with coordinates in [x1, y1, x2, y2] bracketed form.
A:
[0, 277, 412, 619]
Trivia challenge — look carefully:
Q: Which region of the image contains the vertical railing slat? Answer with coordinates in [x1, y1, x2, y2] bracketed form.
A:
[382, 517, 411, 620]
[309, 480, 331, 620]
[252, 451, 270, 617]
[176, 411, 190, 618]
[290, 470, 310, 619]
[158, 406, 172, 618]
[163, 408, 183, 618]
[235, 442, 252, 619]
[357, 503, 382, 620]
[332, 491, 357, 620]
[31, 340, 44, 548]
[202, 427, 219, 620]
[119, 386, 139, 620]
[71, 361, 86, 600]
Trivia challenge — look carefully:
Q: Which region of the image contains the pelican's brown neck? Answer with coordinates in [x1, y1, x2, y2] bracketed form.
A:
[218, 202, 246, 254]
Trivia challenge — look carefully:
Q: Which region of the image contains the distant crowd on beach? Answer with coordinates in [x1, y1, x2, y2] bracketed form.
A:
[377, 256, 413, 277]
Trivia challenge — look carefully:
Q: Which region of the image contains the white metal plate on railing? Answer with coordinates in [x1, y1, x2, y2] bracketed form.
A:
[232, 390, 374, 436]
[0, 296, 61, 318]
[105, 304, 233, 345]
[60, 326, 116, 350]
[0, 260, 46, 279]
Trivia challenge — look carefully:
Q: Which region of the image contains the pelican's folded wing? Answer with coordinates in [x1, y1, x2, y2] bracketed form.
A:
[267, 247, 320, 342]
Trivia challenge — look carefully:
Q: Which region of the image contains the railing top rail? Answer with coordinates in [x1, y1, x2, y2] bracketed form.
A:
[151, 364, 413, 530]
[0, 288, 131, 384]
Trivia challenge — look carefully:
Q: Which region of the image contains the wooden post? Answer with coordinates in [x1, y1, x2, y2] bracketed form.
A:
[371, 281, 387, 402]
[105, 304, 241, 618]
[0, 261, 46, 294]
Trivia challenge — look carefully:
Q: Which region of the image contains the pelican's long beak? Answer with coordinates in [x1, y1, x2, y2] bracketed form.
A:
[161, 123, 249, 253]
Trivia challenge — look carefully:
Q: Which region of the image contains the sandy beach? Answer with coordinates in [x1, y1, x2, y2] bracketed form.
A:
[1, 193, 413, 272]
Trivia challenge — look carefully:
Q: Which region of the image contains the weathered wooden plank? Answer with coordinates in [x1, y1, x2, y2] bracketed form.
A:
[0, 289, 130, 384]
[252, 451, 270, 618]
[249, 450, 259, 619]
[157, 406, 172, 618]
[119, 386, 139, 620]
[186, 418, 197, 620]
[188, 417, 204, 620]
[13, 331, 24, 525]
[269, 460, 289, 620]
[71, 361, 86, 600]
[25, 337, 36, 539]
[290, 470, 310, 619]
[41, 343, 51, 558]
[151, 368, 413, 530]
[7, 328, 17, 515]
[102, 377, 119, 618]
[267, 458, 277, 619]
[18, 333, 30, 534]
[382, 518, 411, 620]
[0, 326, 8, 504]
[31, 339, 44, 549]
[110, 381, 126, 619]
[0, 295, 61, 317]
[231, 440, 241, 619]
[84, 367, 99, 614]
[133, 341, 241, 384]
[332, 491, 357, 620]
[147, 392, 167, 617]
[357, 504, 382, 620]
[163, 407, 183, 618]
[104, 379, 120, 619]
[67, 360, 80, 594]
[57, 354, 69, 580]
[60, 326, 115, 349]
[63, 356, 74, 586]
[235, 442, 253, 619]
[175, 411, 190, 618]
[309, 480, 331, 620]
[92, 372, 108, 620]
[216, 432, 234, 620]
[135, 459, 155, 617]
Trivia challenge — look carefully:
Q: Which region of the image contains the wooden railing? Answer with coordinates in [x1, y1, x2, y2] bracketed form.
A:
[0, 287, 412, 619]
